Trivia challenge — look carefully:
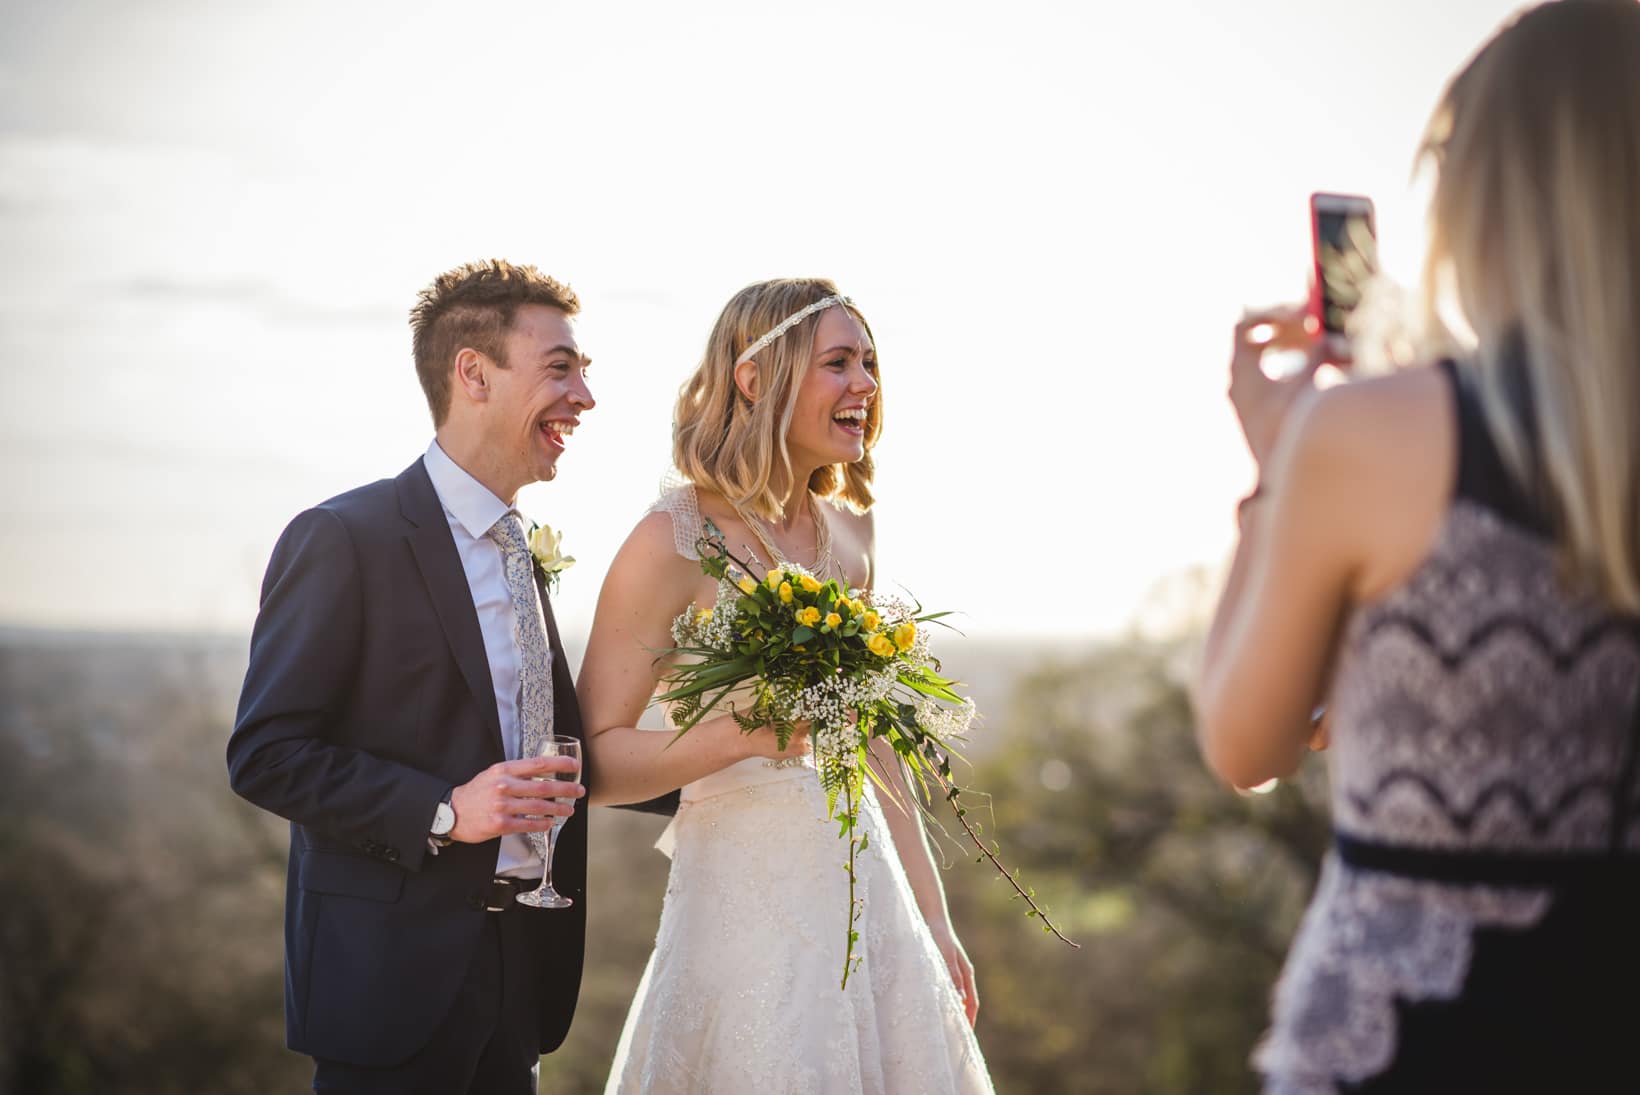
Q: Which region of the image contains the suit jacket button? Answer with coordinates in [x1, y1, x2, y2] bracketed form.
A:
[384, 847, 400, 862]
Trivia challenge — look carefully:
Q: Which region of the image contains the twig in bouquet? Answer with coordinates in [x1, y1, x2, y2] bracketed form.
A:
[926, 746, 1079, 949]
[870, 735, 1076, 947]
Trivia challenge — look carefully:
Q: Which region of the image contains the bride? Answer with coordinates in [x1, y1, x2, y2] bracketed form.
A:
[578, 279, 994, 1094]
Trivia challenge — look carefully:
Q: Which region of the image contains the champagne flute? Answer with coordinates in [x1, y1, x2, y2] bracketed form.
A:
[516, 734, 581, 909]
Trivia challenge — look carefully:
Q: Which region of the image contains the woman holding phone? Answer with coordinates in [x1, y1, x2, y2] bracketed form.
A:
[1195, 2, 1640, 1091]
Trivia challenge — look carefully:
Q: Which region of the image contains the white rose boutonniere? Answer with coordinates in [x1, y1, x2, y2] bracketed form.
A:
[528, 522, 575, 595]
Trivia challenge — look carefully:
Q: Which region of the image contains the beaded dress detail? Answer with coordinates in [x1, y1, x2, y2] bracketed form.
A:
[603, 483, 993, 1095]
[1256, 363, 1640, 1092]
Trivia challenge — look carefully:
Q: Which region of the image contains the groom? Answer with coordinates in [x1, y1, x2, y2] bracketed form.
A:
[228, 260, 666, 1092]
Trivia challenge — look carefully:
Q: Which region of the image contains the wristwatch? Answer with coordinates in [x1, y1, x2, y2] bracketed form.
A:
[430, 788, 456, 848]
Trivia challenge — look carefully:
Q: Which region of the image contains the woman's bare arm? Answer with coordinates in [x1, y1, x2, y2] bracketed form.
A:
[578, 512, 804, 806]
[1195, 367, 1453, 788]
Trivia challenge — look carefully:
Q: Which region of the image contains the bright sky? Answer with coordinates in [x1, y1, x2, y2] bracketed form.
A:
[0, 0, 1524, 639]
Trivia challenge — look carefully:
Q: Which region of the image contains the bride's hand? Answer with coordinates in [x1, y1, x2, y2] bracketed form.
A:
[743, 718, 812, 762]
[928, 920, 979, 1026]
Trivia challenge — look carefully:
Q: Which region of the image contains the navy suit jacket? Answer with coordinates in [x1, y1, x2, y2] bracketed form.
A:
[228, 458, 673, 1066]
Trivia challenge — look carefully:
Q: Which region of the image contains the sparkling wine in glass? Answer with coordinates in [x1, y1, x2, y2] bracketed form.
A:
[517, 734, 581, 909]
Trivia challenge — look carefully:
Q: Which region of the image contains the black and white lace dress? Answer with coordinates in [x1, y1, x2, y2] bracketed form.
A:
[1256, 362, 1640, 1093]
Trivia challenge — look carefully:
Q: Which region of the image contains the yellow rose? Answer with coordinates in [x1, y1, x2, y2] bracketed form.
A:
[862, 610, 881, 632]
[797, 606, 821, 627]
[695, 608, 713, 626]
[850, 598, 867, 616]
[799, 574, 822, 594]
[779, 581, 794, 604]
[766, 568, 783, 590]
[737, 575, 758, 595]
[893, 622, 917, 652]
[824, 612, 842, 630]
[867, 632, 896, 658]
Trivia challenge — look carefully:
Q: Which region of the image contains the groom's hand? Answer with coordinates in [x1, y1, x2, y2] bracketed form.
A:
[449, 756, 585, 844]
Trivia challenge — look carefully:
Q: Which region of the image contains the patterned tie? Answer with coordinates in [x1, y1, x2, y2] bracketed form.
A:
[487, 512, 555, 757]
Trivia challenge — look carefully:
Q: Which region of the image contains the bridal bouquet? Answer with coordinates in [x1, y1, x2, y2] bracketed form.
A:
[660, 521, 1074, 987]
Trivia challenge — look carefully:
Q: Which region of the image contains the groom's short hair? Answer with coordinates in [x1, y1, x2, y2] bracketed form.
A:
[410, 259, 581, 426]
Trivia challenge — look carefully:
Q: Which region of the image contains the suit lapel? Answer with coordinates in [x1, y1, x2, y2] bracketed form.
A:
[398, 459, 505, 755]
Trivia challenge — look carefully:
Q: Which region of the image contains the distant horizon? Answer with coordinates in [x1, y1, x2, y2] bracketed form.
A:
[0, 616, 1176, 650]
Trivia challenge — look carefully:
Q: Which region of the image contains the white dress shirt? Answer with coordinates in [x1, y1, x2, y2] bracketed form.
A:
[422, 439, 545, 879]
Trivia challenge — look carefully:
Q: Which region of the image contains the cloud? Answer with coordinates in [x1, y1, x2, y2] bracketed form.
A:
[0, 133, 236, 214]
[109, 275, 399, 327]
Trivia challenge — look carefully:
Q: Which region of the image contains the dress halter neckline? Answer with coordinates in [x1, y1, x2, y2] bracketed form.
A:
[732, 493, 839, 582]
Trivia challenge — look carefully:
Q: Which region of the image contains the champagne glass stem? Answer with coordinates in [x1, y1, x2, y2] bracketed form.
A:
[542, 822, 563, 891]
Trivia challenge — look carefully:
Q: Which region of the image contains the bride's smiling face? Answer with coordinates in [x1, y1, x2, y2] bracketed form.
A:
[785, 307, 878, 472]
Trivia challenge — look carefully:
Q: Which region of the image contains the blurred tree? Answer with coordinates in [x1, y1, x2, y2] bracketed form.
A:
[0, 629, 1328, 1095]
[932, 637, 1329, 1095]
[0, 636, 301, 1095]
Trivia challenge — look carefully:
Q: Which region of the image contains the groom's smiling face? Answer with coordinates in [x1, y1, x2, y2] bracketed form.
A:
[485, 303, 594, 491]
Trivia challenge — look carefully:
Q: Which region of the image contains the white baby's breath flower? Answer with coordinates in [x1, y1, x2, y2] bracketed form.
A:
[671, 578, 742, 653]
[815, 719, 859, 772]
[864, 590, 917, 628]
[915, 696, 977, 742]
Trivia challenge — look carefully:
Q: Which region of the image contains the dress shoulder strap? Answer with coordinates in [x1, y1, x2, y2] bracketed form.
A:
[648, 480, 703, 562]
[1438, 357, 1555, 537]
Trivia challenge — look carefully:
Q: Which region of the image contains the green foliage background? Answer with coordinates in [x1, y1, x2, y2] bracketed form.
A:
[0, 629, 1328, 1094]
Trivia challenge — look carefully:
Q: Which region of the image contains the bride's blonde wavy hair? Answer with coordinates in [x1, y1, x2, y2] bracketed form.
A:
[1421, 0, 1640, 611]
[673, 278, 882, 521]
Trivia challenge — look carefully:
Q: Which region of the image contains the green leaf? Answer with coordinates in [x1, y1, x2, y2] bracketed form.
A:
[791, 626, 814, 644]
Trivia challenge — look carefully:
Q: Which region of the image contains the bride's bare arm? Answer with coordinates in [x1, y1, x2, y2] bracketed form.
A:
[854, 512, 980, 1022]
[578, 512, 805, 807]
[866, 733, 977, 1020]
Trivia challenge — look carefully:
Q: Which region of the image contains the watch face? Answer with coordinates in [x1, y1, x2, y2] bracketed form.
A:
[433, 802, 456, 836]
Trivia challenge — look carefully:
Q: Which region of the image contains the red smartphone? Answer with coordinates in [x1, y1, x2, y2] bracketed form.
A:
[1309, 192, 1378, 344]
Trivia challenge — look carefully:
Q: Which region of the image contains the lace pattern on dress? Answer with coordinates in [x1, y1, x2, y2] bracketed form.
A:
[648, 476, 704, 562]
[1255, 857, 1551, 1092]
[1257, 502, 1640, 1093]
[605, 772, 992, 1094]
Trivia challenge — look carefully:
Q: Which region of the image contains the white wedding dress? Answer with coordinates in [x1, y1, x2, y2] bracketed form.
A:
[604, 487, 994, 1095]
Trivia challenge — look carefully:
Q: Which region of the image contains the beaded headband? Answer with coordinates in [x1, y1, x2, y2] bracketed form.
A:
[734, 294, 853, 366]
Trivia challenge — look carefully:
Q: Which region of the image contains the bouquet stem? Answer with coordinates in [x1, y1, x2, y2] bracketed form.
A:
[840, 779, 863, 989]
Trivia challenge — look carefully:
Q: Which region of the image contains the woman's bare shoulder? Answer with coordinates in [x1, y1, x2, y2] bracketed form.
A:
[1279, 364, 1453, 479]
[608, 510, 703, 586]
[1276, 363, 1457, 600]
[1320, 362, 1448, 417]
